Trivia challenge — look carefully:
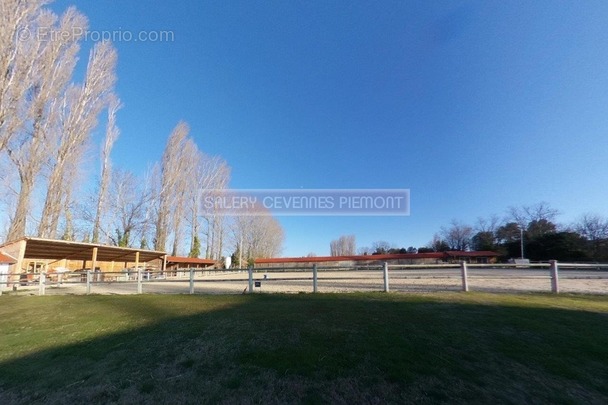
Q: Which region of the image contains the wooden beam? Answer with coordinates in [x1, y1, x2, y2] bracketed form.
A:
[91, 247, 98, 272]
[15, 239, 26, 275]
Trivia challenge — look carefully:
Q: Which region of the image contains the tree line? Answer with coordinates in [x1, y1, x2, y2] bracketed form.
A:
[0, 1, 283, 261]
[429, 202, 608, 262]
[329, 235, 418, 256]
[330, 202, 608, 262]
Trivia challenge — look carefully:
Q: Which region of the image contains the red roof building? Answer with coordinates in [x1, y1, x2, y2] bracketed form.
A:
[254, 251, 499, 267]
[444, 251, 499, 263]
[255, 252, 444, 268]
[0, 252, 17, 264]
[166, 256, 217, 270]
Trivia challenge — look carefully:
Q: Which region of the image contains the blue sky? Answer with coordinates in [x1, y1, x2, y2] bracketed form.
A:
[52, 0, 608, 256]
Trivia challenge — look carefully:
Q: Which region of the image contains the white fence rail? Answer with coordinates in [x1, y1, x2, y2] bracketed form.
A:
[1, 261, 608, 296]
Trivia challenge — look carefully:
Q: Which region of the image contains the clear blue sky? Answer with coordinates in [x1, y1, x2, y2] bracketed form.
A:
[52, 0, 608, 257]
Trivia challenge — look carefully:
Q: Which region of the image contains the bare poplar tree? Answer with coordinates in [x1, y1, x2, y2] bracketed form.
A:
[0, 0, 53, 152]
[188, 154, 230, 258]
[154, 122, 190, 251]
[0, 155, 15, 238]
[59, 155, 87, 241]
[5, 7, 86, 241]
[92, 95, 121, 243]
[231, 206, 284, 261]
[330, 235, 356, 256]
[169, 138, 199, 256]
[212, 215, 226, 260]
[152, 124, 232, 256]
[195, 160, 230, 259]
[138, 168, 158, 249]
[38, 40, 117, 238]
[107, 169, 151, 247]
[204, 211, 224, 260]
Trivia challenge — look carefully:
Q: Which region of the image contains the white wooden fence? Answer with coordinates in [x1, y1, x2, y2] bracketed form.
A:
[1, 261, 608, 296]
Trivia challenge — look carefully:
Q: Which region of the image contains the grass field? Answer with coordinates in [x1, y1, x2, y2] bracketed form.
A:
[1, 292, 608, 404]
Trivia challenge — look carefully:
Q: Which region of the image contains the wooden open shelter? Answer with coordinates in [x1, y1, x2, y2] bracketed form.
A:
[0, 237, 168, 276]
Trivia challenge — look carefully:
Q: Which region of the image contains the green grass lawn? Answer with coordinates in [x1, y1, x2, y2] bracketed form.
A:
[1, 292, 607, 404]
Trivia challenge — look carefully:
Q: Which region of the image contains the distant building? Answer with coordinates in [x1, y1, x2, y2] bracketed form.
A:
[443, 251, 499, 264]
[255, 251, 499, 268]
[166, 256, 216, 270]
[256, 252, 442, 268]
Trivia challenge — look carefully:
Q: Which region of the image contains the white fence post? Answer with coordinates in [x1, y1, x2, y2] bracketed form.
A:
[39, 272, 46, 296]
[460, 261, 469, 292]
[0, 270, 6, 296]
[383, 262, 389, 292]
[86, 270, 92, 294]
[137, 268, 143, 294]
[248, 265, 253, 293]
[550, 260, 559, 293]
[189, 268, 195, 294]
[313, 264, 318, 293]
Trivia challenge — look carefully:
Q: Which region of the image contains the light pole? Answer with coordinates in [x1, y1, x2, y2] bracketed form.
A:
[519, 225, 525, 259]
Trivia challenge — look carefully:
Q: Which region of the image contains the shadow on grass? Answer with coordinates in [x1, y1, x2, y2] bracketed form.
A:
[1, 293, 608, 404]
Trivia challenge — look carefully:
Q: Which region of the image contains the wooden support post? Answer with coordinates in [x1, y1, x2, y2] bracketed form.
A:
[11, 239, 27, 289]
[91, 247, 98, 274]
[134, 251, 140, 272]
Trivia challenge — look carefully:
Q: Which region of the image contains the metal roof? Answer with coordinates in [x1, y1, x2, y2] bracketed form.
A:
[0, 237, 166, 263]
